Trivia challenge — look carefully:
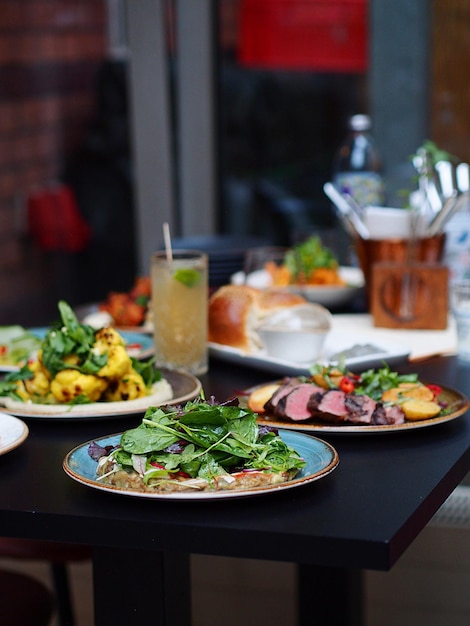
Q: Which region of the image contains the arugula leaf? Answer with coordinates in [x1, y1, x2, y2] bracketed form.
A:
[354, 365, 418, 401]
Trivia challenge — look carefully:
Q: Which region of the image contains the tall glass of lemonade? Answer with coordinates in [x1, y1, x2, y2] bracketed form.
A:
[151, 250, 208, 375]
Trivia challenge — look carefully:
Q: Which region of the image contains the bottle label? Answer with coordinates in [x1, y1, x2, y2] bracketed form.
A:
[334, 172, 384, 207]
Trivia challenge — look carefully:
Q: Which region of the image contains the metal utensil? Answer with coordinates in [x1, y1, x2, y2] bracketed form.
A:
[323, 183, 370, 239]
[435, 160, 455, 198]
[456, 162, 470, 193]
[426, 190, 460, 237]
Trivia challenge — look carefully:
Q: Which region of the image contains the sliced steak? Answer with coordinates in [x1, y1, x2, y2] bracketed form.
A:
[384, 404, 405, 425]
[344, 394, 377, 424]
[264, 377, 301, 413]
[309, 389, 347, 423]
[275, 383, 323, 422]
[372, 402, 405, 425]
[371, 403, 387, 425]
[307, 389, 326, 411]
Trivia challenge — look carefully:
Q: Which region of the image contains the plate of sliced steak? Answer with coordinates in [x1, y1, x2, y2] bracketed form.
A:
[241, 377, 469, 434]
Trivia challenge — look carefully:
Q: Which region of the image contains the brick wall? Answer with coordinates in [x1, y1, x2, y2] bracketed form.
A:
[0, 0, 107, 325]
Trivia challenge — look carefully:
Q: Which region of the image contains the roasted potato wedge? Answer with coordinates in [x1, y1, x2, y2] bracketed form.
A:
[248, 383, 281, 413]
[401, 399, 442, 421]
[382, 383, 434, 403]
[312, 368, 343, 390]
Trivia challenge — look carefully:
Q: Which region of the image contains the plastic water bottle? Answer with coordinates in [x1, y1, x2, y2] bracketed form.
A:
[333, 114, 384, 207]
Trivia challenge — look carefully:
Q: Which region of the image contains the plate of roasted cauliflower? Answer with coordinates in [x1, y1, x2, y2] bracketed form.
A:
[0, 301, 201, 419]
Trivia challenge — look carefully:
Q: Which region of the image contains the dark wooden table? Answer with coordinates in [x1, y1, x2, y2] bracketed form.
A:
[1, 355, 469, 625]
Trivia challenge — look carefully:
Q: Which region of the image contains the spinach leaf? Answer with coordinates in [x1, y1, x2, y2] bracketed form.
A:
[108, 398, 306, 487]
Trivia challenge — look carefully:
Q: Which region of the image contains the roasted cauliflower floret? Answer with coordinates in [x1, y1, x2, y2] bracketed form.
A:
[63, 354, 81, 367]
[103, 368, 147, 402]
[94, 327, 125, 347]
[97, 345, 132, 379]
[50, 369, 108, 403]
[14, 380, 32, 402]
[23, 365, 51, 398]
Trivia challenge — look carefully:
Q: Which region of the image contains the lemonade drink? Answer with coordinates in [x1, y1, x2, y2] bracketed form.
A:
[151, 250, 208, 374]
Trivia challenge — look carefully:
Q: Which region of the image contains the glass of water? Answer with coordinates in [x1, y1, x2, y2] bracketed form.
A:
[451, 279, 470, 361]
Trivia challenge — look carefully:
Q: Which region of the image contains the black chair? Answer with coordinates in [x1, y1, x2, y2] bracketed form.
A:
[0, 538, 91, 626]
[0, 568, 55, 626]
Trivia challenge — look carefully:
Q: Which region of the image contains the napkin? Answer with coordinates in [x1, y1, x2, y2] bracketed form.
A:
[330, 313, 458, 362]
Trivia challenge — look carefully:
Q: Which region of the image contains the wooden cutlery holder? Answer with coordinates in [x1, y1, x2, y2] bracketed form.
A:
[370, 262, 449, 329]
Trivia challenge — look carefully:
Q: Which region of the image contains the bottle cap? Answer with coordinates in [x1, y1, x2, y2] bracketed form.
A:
[348, 114, 371, 132]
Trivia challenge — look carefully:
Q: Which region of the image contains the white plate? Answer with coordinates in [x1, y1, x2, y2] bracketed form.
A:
[231, 266, 365, 308]
[0, 412, 29, 455]
[0, 328, 155, 373]
[209, 330, 411, 376]
[75, 303, 153, 334]
[0, 370, 201, 420]
[63, 430, 339, 501]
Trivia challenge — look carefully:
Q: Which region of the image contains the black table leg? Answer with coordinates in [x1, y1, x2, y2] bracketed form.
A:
[93, 548, 191, 626]
[298, 566, 364, 626]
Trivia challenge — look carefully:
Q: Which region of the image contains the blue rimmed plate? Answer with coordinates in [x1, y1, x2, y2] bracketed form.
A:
[63, 430, 339, 500]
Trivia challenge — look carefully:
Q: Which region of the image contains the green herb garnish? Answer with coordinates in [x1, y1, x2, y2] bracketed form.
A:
[284, 236, 338, 282]
[100, 398, 306, 488]
[173, 268, 201, 288]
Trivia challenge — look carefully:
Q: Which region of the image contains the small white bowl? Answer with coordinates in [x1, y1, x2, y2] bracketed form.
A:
[256, 304, 331, 363]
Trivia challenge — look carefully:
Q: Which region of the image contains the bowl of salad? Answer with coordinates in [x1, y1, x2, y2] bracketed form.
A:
[232, 237, 364, 308]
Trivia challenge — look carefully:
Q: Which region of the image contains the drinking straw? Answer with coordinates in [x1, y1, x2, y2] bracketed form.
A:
[163, 222, 173, 262]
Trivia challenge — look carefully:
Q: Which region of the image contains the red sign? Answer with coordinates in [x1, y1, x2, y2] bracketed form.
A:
[238, 0, 368, 72]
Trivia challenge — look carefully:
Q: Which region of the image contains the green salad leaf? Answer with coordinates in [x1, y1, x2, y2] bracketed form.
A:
[0, 326, 41, 366]
[102, 398, 306, 488]
[353, 365, 418, 401]
[284, 236, 338, 281]
[41, 301, 106, 378]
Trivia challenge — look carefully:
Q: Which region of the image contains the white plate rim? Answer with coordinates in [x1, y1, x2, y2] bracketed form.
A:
[209, 330, 411, 376]
[0, 412, 29, 455]
[0, 370, 201, 420]
[231, 266, 365, 307]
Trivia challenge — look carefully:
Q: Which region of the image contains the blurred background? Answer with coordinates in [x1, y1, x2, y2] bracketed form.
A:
[0, 0, 465, 324]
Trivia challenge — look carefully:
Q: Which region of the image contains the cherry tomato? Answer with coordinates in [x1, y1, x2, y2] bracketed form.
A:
[339, 376, 355, 394]
[426, 384, 442, 398]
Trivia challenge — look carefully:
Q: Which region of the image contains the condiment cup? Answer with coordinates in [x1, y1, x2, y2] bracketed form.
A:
[256, 304, 331, 363]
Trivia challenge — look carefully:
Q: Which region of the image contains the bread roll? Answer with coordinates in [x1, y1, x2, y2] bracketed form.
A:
[208, 285, 306, 352]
